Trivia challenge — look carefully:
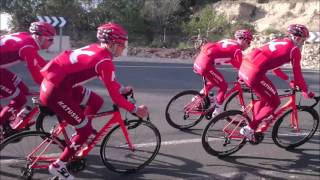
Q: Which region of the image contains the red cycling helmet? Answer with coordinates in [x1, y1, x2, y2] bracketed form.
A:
[97, 22, 128, 45]
[29, 21, 56, 36]
[234, 29, 253, 42]
[287, 24, 309, 38]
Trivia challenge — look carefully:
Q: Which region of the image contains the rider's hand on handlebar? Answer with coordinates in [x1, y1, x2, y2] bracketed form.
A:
[135, 105, 148, 118]
[302, 91, 315, 99]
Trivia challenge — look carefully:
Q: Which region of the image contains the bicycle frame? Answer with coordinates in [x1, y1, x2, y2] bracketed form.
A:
[186, 79, 247, 116]
[25, 106, 135, 169]
[241, 89, 300, 133]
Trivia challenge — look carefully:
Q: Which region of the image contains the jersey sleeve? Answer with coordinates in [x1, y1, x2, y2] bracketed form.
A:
[19, 46, 46, 85]
[291, 47, 308, 92]
[230, 49, 242, 69]
[96, 60, 135, 112]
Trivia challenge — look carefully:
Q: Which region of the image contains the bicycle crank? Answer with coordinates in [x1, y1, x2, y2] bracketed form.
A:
[67, 158, 87, 172]
[249, 132, 264, 145]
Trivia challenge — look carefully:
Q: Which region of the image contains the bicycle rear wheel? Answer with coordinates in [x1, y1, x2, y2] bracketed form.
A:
[100, 119, 161, 174]
[272, 107, 319, 149]
[165, 90, 209, 130]
[0, 131, 65, 180]
[202, 110, 248, 157]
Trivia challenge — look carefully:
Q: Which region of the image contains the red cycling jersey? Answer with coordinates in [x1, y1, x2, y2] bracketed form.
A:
[0, 32, 46, 85]
[41, 43, 135, 112]
[193, 39, 242, 75]
[241, 38, 307, 91]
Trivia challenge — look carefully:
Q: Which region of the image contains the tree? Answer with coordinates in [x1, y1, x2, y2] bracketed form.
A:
[144, 0, 182, 43]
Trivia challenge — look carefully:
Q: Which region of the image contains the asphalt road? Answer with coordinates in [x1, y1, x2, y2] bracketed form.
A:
[1, 59, 320, 180]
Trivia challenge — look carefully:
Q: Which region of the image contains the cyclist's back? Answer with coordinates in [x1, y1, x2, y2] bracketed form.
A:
[193, 39, 242, 75]
[0, 32, 39, 67]
[41, 43, 112, 86]
[245, 38, 298, 73]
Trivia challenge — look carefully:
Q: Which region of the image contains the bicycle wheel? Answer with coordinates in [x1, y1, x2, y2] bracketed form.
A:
[165, 90, 210, 130]
[0, 131, 65, 180]
[272, 106, 319, 149]
[202, 110, 248, 157]
[100, 119, 161, 174]
[223, 90, 250, 112]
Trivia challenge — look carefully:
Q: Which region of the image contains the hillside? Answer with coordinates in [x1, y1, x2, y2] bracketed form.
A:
[129, 0, 320, 70]
[213, 0, 320, 32]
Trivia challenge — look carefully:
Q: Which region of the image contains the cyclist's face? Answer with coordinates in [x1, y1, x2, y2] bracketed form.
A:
[239, 39, 250, 50]
[113, 42, 126, 57]
[39, 36, 54, 49]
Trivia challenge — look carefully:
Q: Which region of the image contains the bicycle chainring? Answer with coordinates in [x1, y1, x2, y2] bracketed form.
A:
[68, 158, 87, 172]
[249, 132, 264, 145]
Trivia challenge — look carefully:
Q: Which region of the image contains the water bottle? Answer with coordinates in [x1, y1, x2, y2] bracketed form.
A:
[11, 106, 32, 129]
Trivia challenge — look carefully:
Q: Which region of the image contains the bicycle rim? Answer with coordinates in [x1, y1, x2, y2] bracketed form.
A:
[165, 90, 208, 130]
[202, 110, 247, 157]
[272, 107, 319, 149]
[0, 131, 65, 180]
[100, 120, 161, 174]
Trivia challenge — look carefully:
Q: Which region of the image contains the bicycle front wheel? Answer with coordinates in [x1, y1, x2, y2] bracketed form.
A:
[202, 110, 248, 157]
[100, 119, 161, 174]
[165, 90, 209, 130]
[272, 107, 319, 149]
[0, 131, 65, 180]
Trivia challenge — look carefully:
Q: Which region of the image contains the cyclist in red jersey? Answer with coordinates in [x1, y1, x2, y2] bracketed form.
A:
[0, 22, 55, 134]
[193, 30, 253, 117]
[41, 22, 148, 179]
[0, 22, 103, 138]
[238, 24, 315, 140]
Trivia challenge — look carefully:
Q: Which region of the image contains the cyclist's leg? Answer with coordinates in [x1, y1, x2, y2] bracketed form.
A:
[71, 86, 103, 116]
[40, 79, 92, 179]
[250, 76, 280, 130]
[0, 69, 28, 128]
[202, 67, 228, 105]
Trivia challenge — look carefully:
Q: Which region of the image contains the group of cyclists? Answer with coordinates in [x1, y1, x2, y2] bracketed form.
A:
[0, 20, 314, 179]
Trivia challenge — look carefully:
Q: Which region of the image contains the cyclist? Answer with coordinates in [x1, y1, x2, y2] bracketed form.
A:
[40, 22, 148, 179]
[238, 24, 314, 140]
[193, 29, 253, 117]
[0, 22, 103, 138]
[0, 21, 55, 135]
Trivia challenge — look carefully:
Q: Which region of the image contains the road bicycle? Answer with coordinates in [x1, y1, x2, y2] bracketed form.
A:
[165, 78, 250, 130]
[0, 92, 43, 143]
[202, 83, 320, 157]
[0, 93, 161, 179]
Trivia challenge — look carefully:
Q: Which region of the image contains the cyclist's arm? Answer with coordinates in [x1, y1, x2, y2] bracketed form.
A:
[272, 68, 289, 81]
[20, 46, 46, 85]
[96, 60, 136, 112]
[291, 47, 308, 92]
[230, 49, 242, 69]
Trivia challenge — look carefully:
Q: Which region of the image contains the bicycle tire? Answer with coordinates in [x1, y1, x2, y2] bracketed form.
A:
[272, 106, 319, 149]
[202, 110, 248, 157]
[165, 90, 209, 130]
[100, 119, 161, 174]
[0, 131, 66, 179]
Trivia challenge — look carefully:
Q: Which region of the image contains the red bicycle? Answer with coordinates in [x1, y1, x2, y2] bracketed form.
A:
[202, 82, 320, 157]
[165, 78, 250, 130]
[0, 93, 161, 179]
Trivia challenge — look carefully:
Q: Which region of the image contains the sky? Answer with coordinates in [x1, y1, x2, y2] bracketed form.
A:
[1, 13, 11, 31]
